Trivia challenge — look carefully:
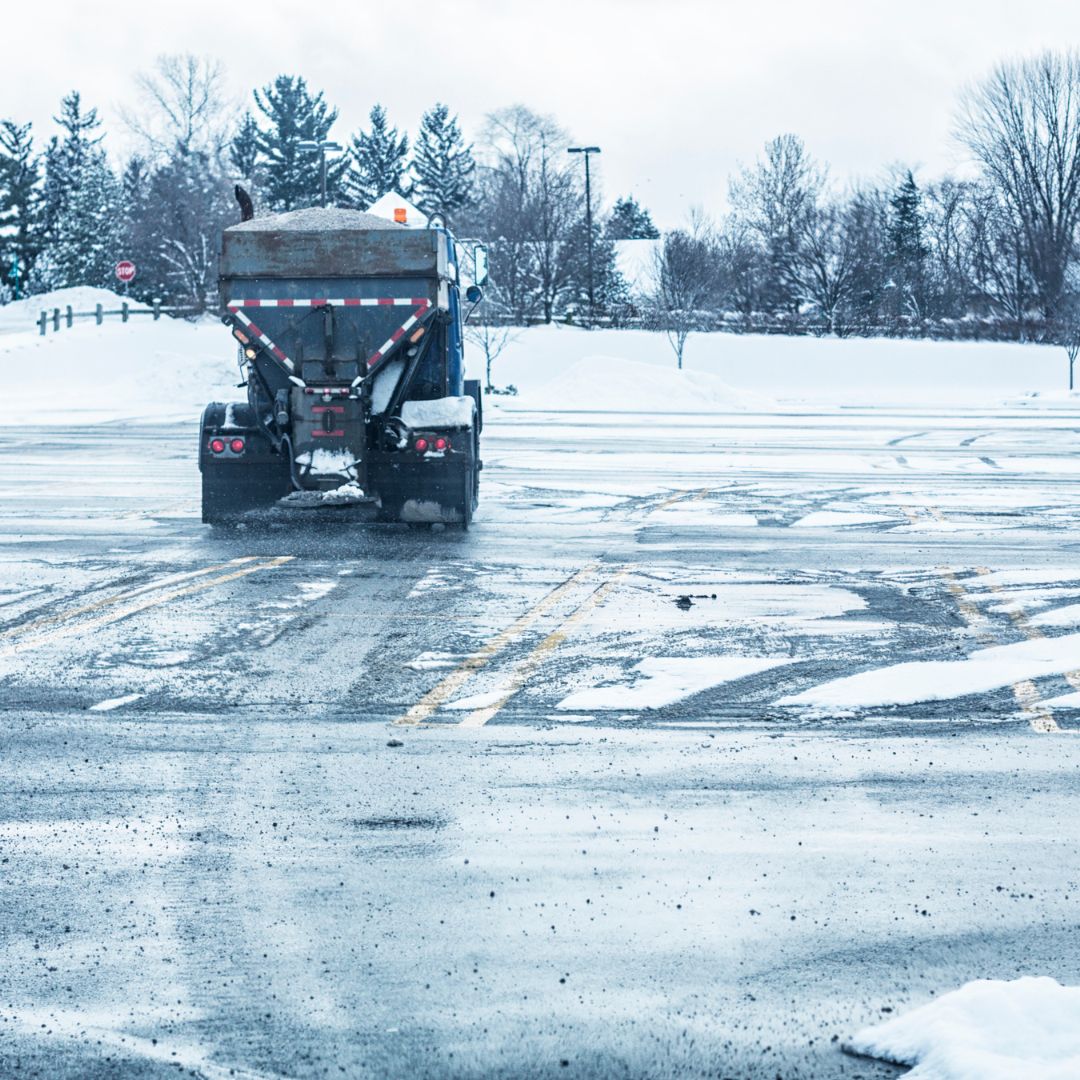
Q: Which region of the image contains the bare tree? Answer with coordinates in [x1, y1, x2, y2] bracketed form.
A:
[781, 201, 856, 334]
[729, 134, 825, 315]
[463, 281, 522, 391]
[121, 54, 232, 163]
[469, 107, 580, 324]
[650, 213, 719, 368]
[958, 51, 1080, 320]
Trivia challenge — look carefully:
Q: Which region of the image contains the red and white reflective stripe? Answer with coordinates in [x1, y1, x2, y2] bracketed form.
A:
[229, 309, 295, 373]
[226, 298, 431, 309]
[226, 297, 432, 377]
[366, 306, 428, 369]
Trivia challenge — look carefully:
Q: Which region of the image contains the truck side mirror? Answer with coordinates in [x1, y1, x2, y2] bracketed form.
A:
[466, 285, 483, 304]
[473, 245, 489, 287]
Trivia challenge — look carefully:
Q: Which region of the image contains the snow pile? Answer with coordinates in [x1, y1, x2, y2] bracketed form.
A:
[511, 355, 767, 412]
[278, 482, 367, 508]
[0, 287, 149, 335]
[0, 289, 236, 424]
[846, 977, 1080, 1079]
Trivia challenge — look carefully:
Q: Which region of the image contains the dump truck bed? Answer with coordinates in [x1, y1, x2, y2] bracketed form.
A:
[220, 208, 448, 283]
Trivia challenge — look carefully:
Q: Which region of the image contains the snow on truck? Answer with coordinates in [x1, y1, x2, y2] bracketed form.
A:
[200, 197, 488, 527]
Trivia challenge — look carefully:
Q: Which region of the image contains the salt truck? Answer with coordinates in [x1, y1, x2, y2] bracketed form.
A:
[199, 198, 488, 527]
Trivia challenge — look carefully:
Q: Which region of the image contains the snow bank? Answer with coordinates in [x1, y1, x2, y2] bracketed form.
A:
[0, 287, 149, 334]
[509, 355, 767, 412]
[478, 324, 1072, 406]
[846, 977, 1080, 1080]
[0, 289, 236, 424]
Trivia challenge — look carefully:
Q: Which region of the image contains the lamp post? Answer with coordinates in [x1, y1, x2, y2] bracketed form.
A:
[568, 146, 601, 325]
[298, 139, 343, 208]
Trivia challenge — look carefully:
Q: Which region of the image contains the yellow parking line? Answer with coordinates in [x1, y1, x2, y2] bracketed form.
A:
[938, 563, 1066, 733]
[655, 487, 709, 511]
[395, 564, 600, 726]
[0, 557, 293, 658]
[0, 557, 264, 642]
[459, 566, 632, 728]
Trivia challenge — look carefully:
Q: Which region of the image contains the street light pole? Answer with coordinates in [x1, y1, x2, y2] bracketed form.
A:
[568, 146, 601, 326]
[298, 140, 343, 208]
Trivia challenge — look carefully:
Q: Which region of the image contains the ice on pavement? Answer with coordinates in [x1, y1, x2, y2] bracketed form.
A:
[781, 631, 1080, 708]
[557, 656, 793, 710]
[846, 977, 1080, 1080]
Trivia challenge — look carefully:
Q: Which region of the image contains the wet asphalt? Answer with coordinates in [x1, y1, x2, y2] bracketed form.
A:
[1, 405, 1079, 1078]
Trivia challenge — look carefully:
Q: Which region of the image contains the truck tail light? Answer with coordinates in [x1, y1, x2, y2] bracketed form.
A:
[209, 438, 226, 454]
[433, 436, 449, 451]
[230, 438, 246, 454]
[414, 437, 429, 452]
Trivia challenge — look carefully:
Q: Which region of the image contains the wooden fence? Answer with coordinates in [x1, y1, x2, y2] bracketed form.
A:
[37, 301, 206, 335]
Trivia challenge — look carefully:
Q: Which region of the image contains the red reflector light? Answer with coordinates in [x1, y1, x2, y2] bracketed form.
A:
[209, 438, 226, 454]
[414, 437, 429, 452]
[433, 436, 449, 451]
[230, 438, 246, 454]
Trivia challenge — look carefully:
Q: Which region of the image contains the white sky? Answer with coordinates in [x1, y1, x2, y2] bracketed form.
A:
[11, 0, 1080, 227]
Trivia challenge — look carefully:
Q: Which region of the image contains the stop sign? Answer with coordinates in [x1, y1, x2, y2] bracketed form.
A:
[115, 260, 136, 284]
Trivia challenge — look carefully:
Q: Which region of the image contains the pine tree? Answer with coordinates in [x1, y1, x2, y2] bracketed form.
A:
[0, 120, 42, 298]
[887, 170, 929, 318]
[31, 92, 121, 291]
[605, 195, 660, 240]
[230, 111, 262, 182]
[410, 103, 475, 224]
[253, 76, 346, 211]
[344, 105, 409, 209]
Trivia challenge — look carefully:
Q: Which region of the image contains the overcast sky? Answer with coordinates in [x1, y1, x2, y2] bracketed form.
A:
[12, 1, 1080, 226]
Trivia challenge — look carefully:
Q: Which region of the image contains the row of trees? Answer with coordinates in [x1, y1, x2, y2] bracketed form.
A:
[6, 50, 1080, 364]
[0, 56, 655, 319]
[652, 50, 1080, 362]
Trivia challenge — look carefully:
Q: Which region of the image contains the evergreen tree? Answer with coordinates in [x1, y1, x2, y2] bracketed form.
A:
[410, 103, 475, 224]
[253, 76, 346, 211]
[0, 120, 42, 298]
[886, 170, 929, 318]
[229, 111, 262, 182]
[605, 195, 660, 240]
[31, 92, 121, 291]
[345, 105, 409, 209]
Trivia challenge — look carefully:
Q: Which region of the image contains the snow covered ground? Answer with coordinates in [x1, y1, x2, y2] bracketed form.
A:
[3, 288, 1078, 423]
[847, 977, 1080, 1079]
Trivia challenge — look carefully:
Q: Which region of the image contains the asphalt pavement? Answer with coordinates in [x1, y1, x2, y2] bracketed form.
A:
[1, 404, 1079, 1079]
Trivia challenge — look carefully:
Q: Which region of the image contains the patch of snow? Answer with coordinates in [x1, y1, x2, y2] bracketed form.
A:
[88, 692, 144, 712]
[400, 396, 475, 429]
[845, 977, 1080, 1080]
[780, 632, 1080, 709]
[404, 652, 465, 671]
[293, 450, 359, 477]
[792, 511, 895, 528]
[278, 482, 366, 507]
[557, 656, 793, 711]
[1045, 690, 1080, 708]
[1028, 603, 1080, 628]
